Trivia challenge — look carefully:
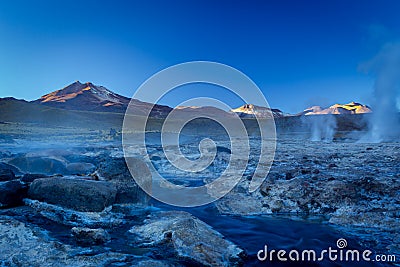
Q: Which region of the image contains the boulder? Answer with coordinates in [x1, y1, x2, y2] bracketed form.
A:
[28, 178, 117, 212]
[0, 216, 149, 266]
[71, 227, 110, 245]
[0, 168, 15, 182]
[216, 146, 232, 154]
[0, 180, 28, 208]
[96, 157, 151, 205]
[24, 199, 124, 228]
[129, 211, 244, 266]
[8, 156, 67, 175]
[0, 162, 22, 175]
[0, 161, 22, 181]
[21, 173, 50, 183]
[97, 157, 149, 181]
[66, 162, 96, 175]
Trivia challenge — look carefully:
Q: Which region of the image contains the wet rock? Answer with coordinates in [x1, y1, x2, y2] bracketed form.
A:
[96, 157, 150, 205]
[129, 211, 244, 266]
[28, 177, 117, 212]
[328, 153, 340, 160]
[97, 156, 149, 182]
[328, 163, 338, 168]
[258, 177, 349, 214]
[96, 157, 129, 180]
[0, 216, 141, 266]
[268, 199, 284, 212]
[66, 162, 96, 175]
[114, 182, 149, 204]
[0, 180, 28, 208]
[300, 168, 311, 175]
[24, 199, 124, 227]
[8, 156, 67, 175]
[71, 227, 110, 245]
[215, 191, 265, 215]
[110, 203, 152, 218]
[20, 173, 50, 183]
[136, 260, 177, 267]
[150, 155, 162, 161]
[254, 144, 400, 226]
[0, 168, 15, 181]
[329, 207, 400, 230]
[285, 172, 295, 180]
[312, 169, 320, 174]
[216, 146, 232, 154]
[0, 162, 22, 176]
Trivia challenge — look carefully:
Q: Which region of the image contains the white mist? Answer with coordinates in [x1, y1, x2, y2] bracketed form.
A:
[359, 43, 400, 142]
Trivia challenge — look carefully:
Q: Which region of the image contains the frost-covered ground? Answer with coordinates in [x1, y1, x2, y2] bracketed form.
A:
[148, 137, 400, 261]
[0, 124, 399, 266]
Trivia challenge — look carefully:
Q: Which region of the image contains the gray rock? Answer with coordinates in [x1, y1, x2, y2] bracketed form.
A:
[8, 156, 67, 175]
[285, 171, 295, 180]
[71, 227, 110, 245]
[0, 162, 22, 176]
[96, 156, 128, 180]
[0, 168, 15, 181]
[135, 259, 177, 267]
[328, 163, 338, 168]
[114, 182, 150, 204]
[21, 173, 50, 183]
[150, 155, 162, 161]
[215, 191, 265, 216]
[28, 177, 117, 212]
[97, 157, 151, 205]
[0, 180, 28, 208]
[66, 162, 96, 175]
[216, 141, 400, 226]
[216, 146, 231, 154]
[0, 216, 144, 266]
[24, 199, 124, 228]
[129, 211, 244, 266]
[97, 157, 150, 182]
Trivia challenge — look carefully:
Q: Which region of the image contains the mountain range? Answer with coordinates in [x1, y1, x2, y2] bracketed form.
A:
[0, 81, 373, 123]
[33, 81, 172, 118]
[299, 102, 372, 115]
[231, 104, 285, 118]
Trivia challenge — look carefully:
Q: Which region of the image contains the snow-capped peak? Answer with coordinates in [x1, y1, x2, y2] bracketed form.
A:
[37, 81, 129, 105]
[302, 102, 372, 115]
[231, 104, 284, 118]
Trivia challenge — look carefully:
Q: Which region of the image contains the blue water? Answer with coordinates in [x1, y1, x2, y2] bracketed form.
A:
[10, 200, 393, 266]
[143, 133, 396, 266]
[154, 201, 393, 266]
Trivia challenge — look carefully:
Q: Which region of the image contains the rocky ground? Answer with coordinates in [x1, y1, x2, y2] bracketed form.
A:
[212, 140, 400, 259]
[0, 133, 399, 266]
[0, 143, 244, 267]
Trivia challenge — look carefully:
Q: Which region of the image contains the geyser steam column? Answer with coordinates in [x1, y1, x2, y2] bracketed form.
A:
[122, 61, 276, 207]
[360, 43, 400, 142]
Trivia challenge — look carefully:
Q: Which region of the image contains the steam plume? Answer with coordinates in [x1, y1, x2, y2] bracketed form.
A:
[302, 115, 337, 142]
[359, 43, 400, 142]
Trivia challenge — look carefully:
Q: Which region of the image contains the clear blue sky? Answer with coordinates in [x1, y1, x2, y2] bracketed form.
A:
[0, 0, 399, 113]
